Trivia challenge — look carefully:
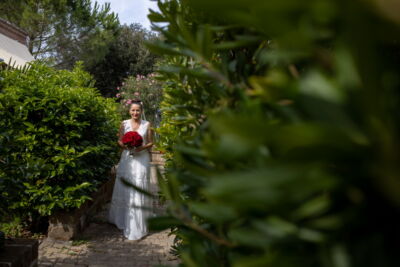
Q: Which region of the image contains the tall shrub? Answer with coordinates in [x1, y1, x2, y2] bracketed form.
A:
[148, 0, 400, 266]
[117, 73, 163, 127]
[0, 63, 119, 221]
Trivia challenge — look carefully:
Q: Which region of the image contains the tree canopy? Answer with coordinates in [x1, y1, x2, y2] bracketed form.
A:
[86, 23, 160, 97]
[0, 0, 119, 69]
[0, 1, 160, 97]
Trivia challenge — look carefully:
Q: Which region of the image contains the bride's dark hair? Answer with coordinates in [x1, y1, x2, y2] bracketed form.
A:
[130, 100, 143, 110]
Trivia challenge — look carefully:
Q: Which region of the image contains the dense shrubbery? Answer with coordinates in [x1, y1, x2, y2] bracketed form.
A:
[117, 73, 163, 126]
[0, 63, 119, 225]
[148, 0, 400, 266]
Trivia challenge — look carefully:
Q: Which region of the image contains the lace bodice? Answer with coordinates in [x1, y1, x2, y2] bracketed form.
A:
[122, 119, 149, 145]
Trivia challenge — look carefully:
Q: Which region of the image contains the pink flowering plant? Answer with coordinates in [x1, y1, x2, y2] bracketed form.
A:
[116, 73, 163, 127]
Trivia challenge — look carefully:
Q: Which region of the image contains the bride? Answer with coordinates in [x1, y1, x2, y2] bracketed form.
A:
[108, 101, 153, 240]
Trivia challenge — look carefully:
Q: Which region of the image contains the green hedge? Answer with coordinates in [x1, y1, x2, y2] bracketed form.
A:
[0, 63, 119, 220]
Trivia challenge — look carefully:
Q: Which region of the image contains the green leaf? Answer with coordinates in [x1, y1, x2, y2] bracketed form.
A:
[189, 202, 237, 223]
[292, 194, 331, 220]
[148, 216, 183, 231]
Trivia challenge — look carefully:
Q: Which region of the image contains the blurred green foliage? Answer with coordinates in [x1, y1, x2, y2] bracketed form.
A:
[148, 0, 400, 266]
[0, 63, 119, 224]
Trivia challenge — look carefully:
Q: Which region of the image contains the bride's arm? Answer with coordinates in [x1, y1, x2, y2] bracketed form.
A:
[117, 122, 127, 149]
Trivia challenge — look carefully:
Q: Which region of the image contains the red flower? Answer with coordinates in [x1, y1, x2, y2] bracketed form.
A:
[122, 131, 143, 148]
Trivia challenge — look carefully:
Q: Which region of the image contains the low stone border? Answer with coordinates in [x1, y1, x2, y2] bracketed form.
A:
[47, 168, 116, 241]
[0, 238, 38, 267]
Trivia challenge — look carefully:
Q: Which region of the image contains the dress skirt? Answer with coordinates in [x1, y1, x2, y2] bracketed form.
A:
[108, 149, 151, 240]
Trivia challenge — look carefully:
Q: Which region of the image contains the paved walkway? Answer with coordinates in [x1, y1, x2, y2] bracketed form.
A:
[38, 209, 177, 267]
[38, 164, 179, 267]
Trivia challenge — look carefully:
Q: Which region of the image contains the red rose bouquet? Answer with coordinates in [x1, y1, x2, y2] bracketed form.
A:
[122, 131, 143, 155]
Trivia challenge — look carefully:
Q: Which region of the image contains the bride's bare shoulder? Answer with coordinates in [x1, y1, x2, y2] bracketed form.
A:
[144, 120, 151, 127]
[119, 120, 128, 128]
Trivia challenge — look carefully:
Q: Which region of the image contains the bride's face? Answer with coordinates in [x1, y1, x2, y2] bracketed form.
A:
[129, 104, 141, 120]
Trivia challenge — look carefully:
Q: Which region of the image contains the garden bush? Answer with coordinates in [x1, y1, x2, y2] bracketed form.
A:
[147, 0, 400, 266]
[0, 63, 119, 226]
[116, 73, 163, 127]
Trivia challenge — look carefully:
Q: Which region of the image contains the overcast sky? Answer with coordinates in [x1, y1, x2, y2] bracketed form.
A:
[93, 0, 159, 29]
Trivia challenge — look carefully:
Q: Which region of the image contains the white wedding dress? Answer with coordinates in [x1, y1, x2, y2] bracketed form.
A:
[108, 119, 151, 240]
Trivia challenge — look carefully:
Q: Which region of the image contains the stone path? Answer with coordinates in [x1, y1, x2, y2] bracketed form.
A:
[38, 163, 179, 267]
[38, 211, 178, 267]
